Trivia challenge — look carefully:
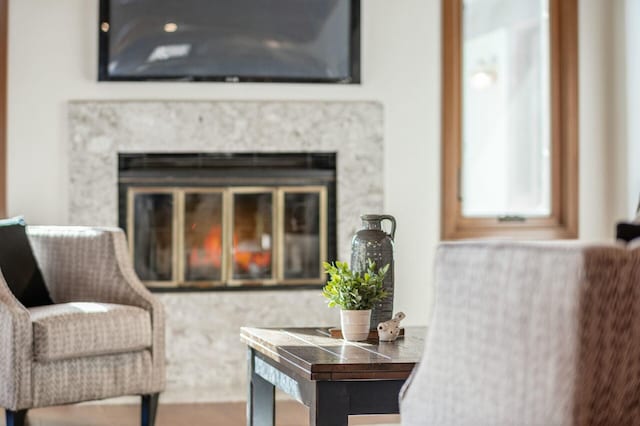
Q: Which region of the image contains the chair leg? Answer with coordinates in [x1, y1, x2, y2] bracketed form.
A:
[5, 409, 27, 426]
[141, 393, 159, 426]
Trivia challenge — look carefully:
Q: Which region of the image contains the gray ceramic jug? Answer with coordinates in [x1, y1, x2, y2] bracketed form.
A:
[350, 214, 396, 329]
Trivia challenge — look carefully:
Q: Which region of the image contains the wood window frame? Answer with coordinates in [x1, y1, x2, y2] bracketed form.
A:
[441, 0, 579, 240]
[0, 0, 6, 218]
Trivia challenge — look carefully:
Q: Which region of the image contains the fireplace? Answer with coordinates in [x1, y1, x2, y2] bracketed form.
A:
[118, 153, 337, 290]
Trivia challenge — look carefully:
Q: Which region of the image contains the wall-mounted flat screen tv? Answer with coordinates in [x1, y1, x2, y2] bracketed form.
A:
[99, 0, 360, 83]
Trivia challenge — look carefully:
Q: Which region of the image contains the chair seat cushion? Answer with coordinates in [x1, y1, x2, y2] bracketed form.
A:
[28, 302, 152, 362]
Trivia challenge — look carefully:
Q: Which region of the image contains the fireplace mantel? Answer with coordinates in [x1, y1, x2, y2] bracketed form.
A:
[69, 101, 383, 262]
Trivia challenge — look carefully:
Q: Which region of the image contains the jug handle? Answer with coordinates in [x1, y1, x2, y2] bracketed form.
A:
[380, 215, 396, 239]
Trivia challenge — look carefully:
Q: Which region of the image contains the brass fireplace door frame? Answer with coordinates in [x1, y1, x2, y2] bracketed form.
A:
[127, 186, 327, 288]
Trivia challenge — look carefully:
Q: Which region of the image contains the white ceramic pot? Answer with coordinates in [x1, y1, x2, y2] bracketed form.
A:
[340, 309, 371, 341]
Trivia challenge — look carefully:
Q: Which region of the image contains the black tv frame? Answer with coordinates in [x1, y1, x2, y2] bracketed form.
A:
[98, 0, 361, 84]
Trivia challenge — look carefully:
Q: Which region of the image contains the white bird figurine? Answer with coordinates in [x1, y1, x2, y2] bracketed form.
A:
[377, 312, 406, 341]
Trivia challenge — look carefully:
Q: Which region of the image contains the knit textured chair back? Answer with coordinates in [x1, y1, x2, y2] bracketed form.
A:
[400, 241, 640, 426]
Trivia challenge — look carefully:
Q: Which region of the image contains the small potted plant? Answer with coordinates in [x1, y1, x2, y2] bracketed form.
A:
[322, 259, 389, 341]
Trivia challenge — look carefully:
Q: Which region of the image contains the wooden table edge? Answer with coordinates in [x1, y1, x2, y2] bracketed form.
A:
[241, 327, 418, 381]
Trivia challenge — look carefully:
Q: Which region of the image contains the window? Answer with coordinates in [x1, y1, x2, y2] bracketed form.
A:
[441, 0, 578, 239]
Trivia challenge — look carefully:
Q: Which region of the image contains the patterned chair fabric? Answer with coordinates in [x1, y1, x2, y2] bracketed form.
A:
[400, 241, 640, 426]
[29, 302, 152, 362]
[0, 227, 165, 411]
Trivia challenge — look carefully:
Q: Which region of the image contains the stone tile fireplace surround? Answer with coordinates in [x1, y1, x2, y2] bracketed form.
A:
[68, 101, 383, 402]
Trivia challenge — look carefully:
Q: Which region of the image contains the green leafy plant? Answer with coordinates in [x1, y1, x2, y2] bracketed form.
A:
[322, 259, 389, 310]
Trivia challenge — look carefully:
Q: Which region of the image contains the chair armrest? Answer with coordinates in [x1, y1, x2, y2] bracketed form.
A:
[27, 226, 165, 392]
[0, 273, 33, 410]
[28, 227, 148, 306]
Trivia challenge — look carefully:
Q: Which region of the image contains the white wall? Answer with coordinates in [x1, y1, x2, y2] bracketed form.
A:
[625, 0, 640, 217]
[578, 0, 634, 232]
[7, 0, 622, 328]
[578, 0, 616, 239]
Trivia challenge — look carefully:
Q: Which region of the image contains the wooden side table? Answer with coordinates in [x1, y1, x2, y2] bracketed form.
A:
[241, 326, 426, 426]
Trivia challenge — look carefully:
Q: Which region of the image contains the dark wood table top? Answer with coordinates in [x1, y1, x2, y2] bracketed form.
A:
[241, 326, 427, 381]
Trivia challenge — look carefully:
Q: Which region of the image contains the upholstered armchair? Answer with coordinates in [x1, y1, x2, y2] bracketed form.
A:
[401, 241, 640, 425]
[0, 227, 165, 426]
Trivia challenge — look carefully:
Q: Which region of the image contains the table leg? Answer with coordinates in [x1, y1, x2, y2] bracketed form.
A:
[309, 380, 405, 425]
[309, 382, 349, 426]
[247, 349, 275, 426]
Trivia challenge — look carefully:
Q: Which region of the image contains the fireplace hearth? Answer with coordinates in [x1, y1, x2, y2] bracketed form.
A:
[118, 153, 337, 291]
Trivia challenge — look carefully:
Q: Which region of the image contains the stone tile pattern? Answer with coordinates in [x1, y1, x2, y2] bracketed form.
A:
[157, 291, 339, 402]
[67, 101, 383, 402]
[68, 101, 384, 259]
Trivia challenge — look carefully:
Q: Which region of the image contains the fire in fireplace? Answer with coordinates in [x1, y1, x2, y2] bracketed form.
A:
[118, 153, 336, 290]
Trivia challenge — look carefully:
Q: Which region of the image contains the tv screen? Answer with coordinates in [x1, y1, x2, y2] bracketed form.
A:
[99, 0, 360, 83]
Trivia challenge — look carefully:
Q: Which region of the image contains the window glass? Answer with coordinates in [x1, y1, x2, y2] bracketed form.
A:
[462, 0, 551, 217]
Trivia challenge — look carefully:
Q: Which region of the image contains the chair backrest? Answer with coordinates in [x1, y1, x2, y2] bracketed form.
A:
[26, 226, 131, 305]
[400, 241, 640, 426]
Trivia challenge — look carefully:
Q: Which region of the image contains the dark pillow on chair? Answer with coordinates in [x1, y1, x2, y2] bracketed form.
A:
[616, 222, 640, 244]
[0, 217, 53, 307]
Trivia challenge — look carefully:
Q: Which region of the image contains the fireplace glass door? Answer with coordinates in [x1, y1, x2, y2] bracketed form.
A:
[230, 190, 275, 283]
[129, 189, 176, 285]
[280, 189, 326, 282]
[127, 186, 326, 288]
[183, 191, 225, 284]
